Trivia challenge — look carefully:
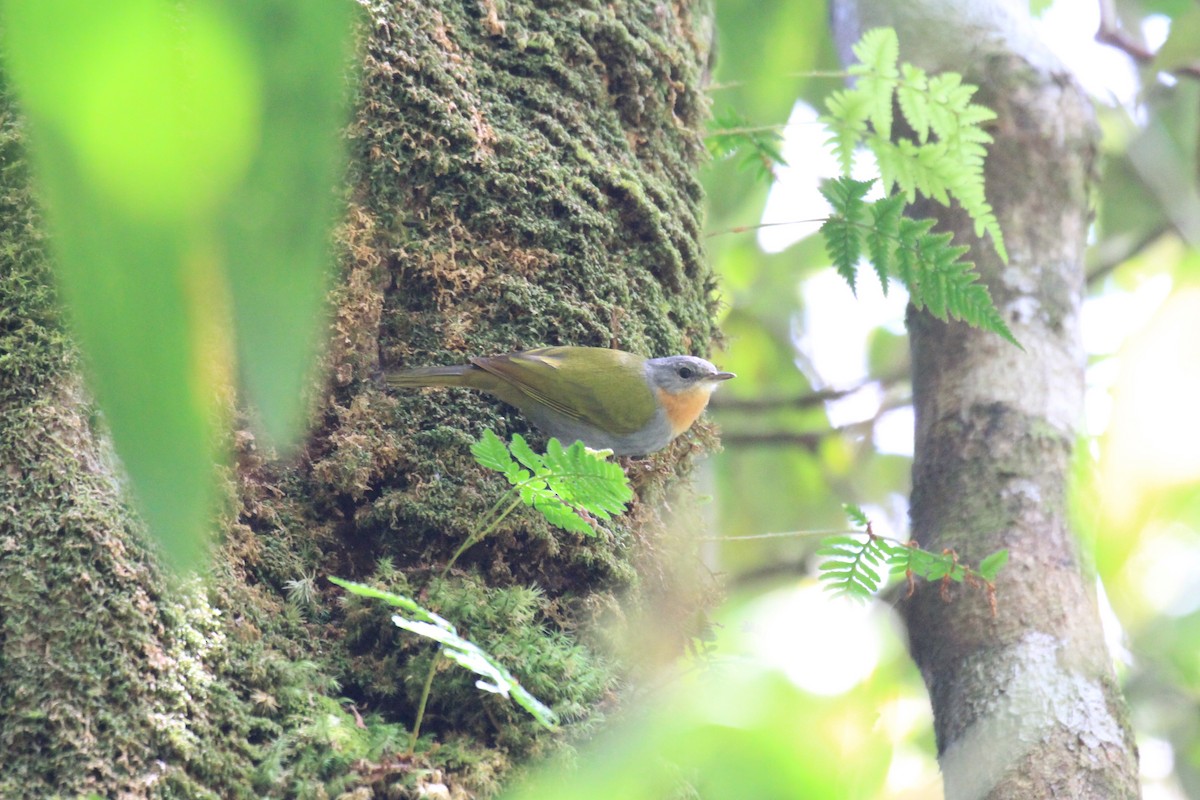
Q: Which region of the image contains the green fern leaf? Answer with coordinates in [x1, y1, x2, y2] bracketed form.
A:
[823, 89, 871, 174]
[542, 439, 632, 518]
[867, 194, 905, 293]
[822, 218, 861, 292]
[509, 434, 545, 474]
[471, 430, 514, 473]
[852, 27, 901, 77]
[843, 503, 871, 529]
[818, 535, 885, 600]
[531, 493, 593, 534]
[894, 215, 931, 289]
[897, 63, 930, 142]
[820, 177, 874, 293]
[951, 278, 1019, 345]
[979, 549, 1010, 581]
[850, 28, 899, 140]
[820, 176, 874, 217]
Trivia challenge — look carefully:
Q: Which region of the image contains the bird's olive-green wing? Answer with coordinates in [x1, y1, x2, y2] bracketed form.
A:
[471, 347, 656, 436]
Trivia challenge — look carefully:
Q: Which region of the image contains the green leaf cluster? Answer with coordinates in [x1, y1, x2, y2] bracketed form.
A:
[820, 177, 1017, 344]
[824, 28, 1005, 258]
[706, 107, 786, 183]
[817, 534, 897, 599]
[820, 27, 1017, 345]
[329, 577, 559, 729]
[0, 0, 357, 568]
[819, 505, 1009, 601]
[471, 430, 633, 536]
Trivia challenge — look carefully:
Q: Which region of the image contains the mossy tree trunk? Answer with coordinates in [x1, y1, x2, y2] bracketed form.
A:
[0, 1, 718, 797]
[832, 2, 1140, 798]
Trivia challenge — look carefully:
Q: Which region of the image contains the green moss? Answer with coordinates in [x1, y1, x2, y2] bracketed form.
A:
[1, 0, 718, 795]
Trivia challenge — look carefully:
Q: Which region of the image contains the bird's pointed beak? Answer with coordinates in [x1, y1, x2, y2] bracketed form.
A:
[712, 371, 735, 381]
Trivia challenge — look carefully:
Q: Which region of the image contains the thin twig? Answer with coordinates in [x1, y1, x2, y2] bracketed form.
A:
[710, 369, 908, 414]
[1095, 0, 1200, 80]
[697, 528, 859, 542]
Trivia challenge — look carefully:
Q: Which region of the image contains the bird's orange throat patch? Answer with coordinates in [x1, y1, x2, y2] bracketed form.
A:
[656, 385, 719, 437]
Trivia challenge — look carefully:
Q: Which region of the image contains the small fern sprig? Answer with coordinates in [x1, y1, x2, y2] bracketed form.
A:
[470, 430, 633, 535]
[324, 435, 626, 753]
[442, 431, 633, 577]
[821, 27, 1017, 346]
[821, 178, 1017, 343]
[824, 27, 1005, 260]
[820, 504, 1009, 613]
[328, 578, 559, 732]
[706, 107, 787, 183]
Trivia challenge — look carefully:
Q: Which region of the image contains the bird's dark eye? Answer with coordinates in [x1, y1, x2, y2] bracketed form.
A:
[678, 366, 694, 379]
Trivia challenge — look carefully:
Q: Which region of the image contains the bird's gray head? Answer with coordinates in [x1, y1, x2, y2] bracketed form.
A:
[644, 355, 736, 395]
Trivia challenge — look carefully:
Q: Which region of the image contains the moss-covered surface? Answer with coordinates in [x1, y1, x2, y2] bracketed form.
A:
[0, 0, 720, 796]
[1, 94, 274, 799]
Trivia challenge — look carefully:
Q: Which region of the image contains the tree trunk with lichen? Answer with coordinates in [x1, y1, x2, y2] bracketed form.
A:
[0, 1, 718, 797]
[831, 2, 1141, 798]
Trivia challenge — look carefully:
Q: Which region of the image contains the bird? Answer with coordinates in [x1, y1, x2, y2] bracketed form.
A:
[385, 346, 735, 456]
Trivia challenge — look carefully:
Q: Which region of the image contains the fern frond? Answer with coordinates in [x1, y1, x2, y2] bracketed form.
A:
[816, 508, 1010, 606]
[852, 27, 901, 78]
[843, 503, 872, 529]
[889, 214, 1018, 345]
[896, 63, 930, 142]
[826, 28, 1008, 265]
[867, 193, 905, 293]
[470, 430, 514, 473]
[849, 27, 899, 140]
[818, 535, 887, 599]
[706, 107, 786, 182]
[472, 433, 633, 535]
[822, 88, 872, 174]
[819, 177, 874, 292]
[541, 438, 633, 518]
[331, 578, 560, 729]
[509, 434, 545, 473]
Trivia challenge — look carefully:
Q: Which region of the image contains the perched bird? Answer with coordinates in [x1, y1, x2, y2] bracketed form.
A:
[386, 346, 734, 456]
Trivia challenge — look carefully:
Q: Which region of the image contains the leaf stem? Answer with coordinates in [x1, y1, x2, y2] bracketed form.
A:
[408, 649, 441, 755]
[440, 492, 524, 579]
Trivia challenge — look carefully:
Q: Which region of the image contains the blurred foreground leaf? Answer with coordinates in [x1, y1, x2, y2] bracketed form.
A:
[502, 666, 889, 800]
[0, 0, 356, 568]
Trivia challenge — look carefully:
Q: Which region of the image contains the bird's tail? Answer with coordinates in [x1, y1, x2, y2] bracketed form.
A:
[385, 365, 469, 388]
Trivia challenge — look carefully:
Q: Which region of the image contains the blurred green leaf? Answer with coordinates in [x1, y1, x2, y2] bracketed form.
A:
[219, 0, 356, 447]
[1155, 3, 1200, 71]
[3, 1, 260, 219]
[0, 0, 355, 568]
[978, 549, 1009, 581]
[502, 668, 889, 800]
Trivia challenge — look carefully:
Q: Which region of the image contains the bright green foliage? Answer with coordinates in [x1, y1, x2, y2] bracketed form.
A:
[471, 431, 633, 536]
[820, 28, 1017, 345]
[817, 534, 897, 598]
[978, 548, 1011, 582]
[827, 28, 1005, 259]
[0, 0, 357, 569]
[503, 666, 891, 800]
[330, 578, 559, 729]
[819, 176, 1017, 345]
[818, 177, 874, 292]
[819, 504, 1009, 602]
[706, 107, 786, 183]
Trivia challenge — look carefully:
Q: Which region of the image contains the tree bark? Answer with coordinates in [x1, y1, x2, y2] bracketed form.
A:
[832, 2, 1140, 798]
[0, 0, 718, 796]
